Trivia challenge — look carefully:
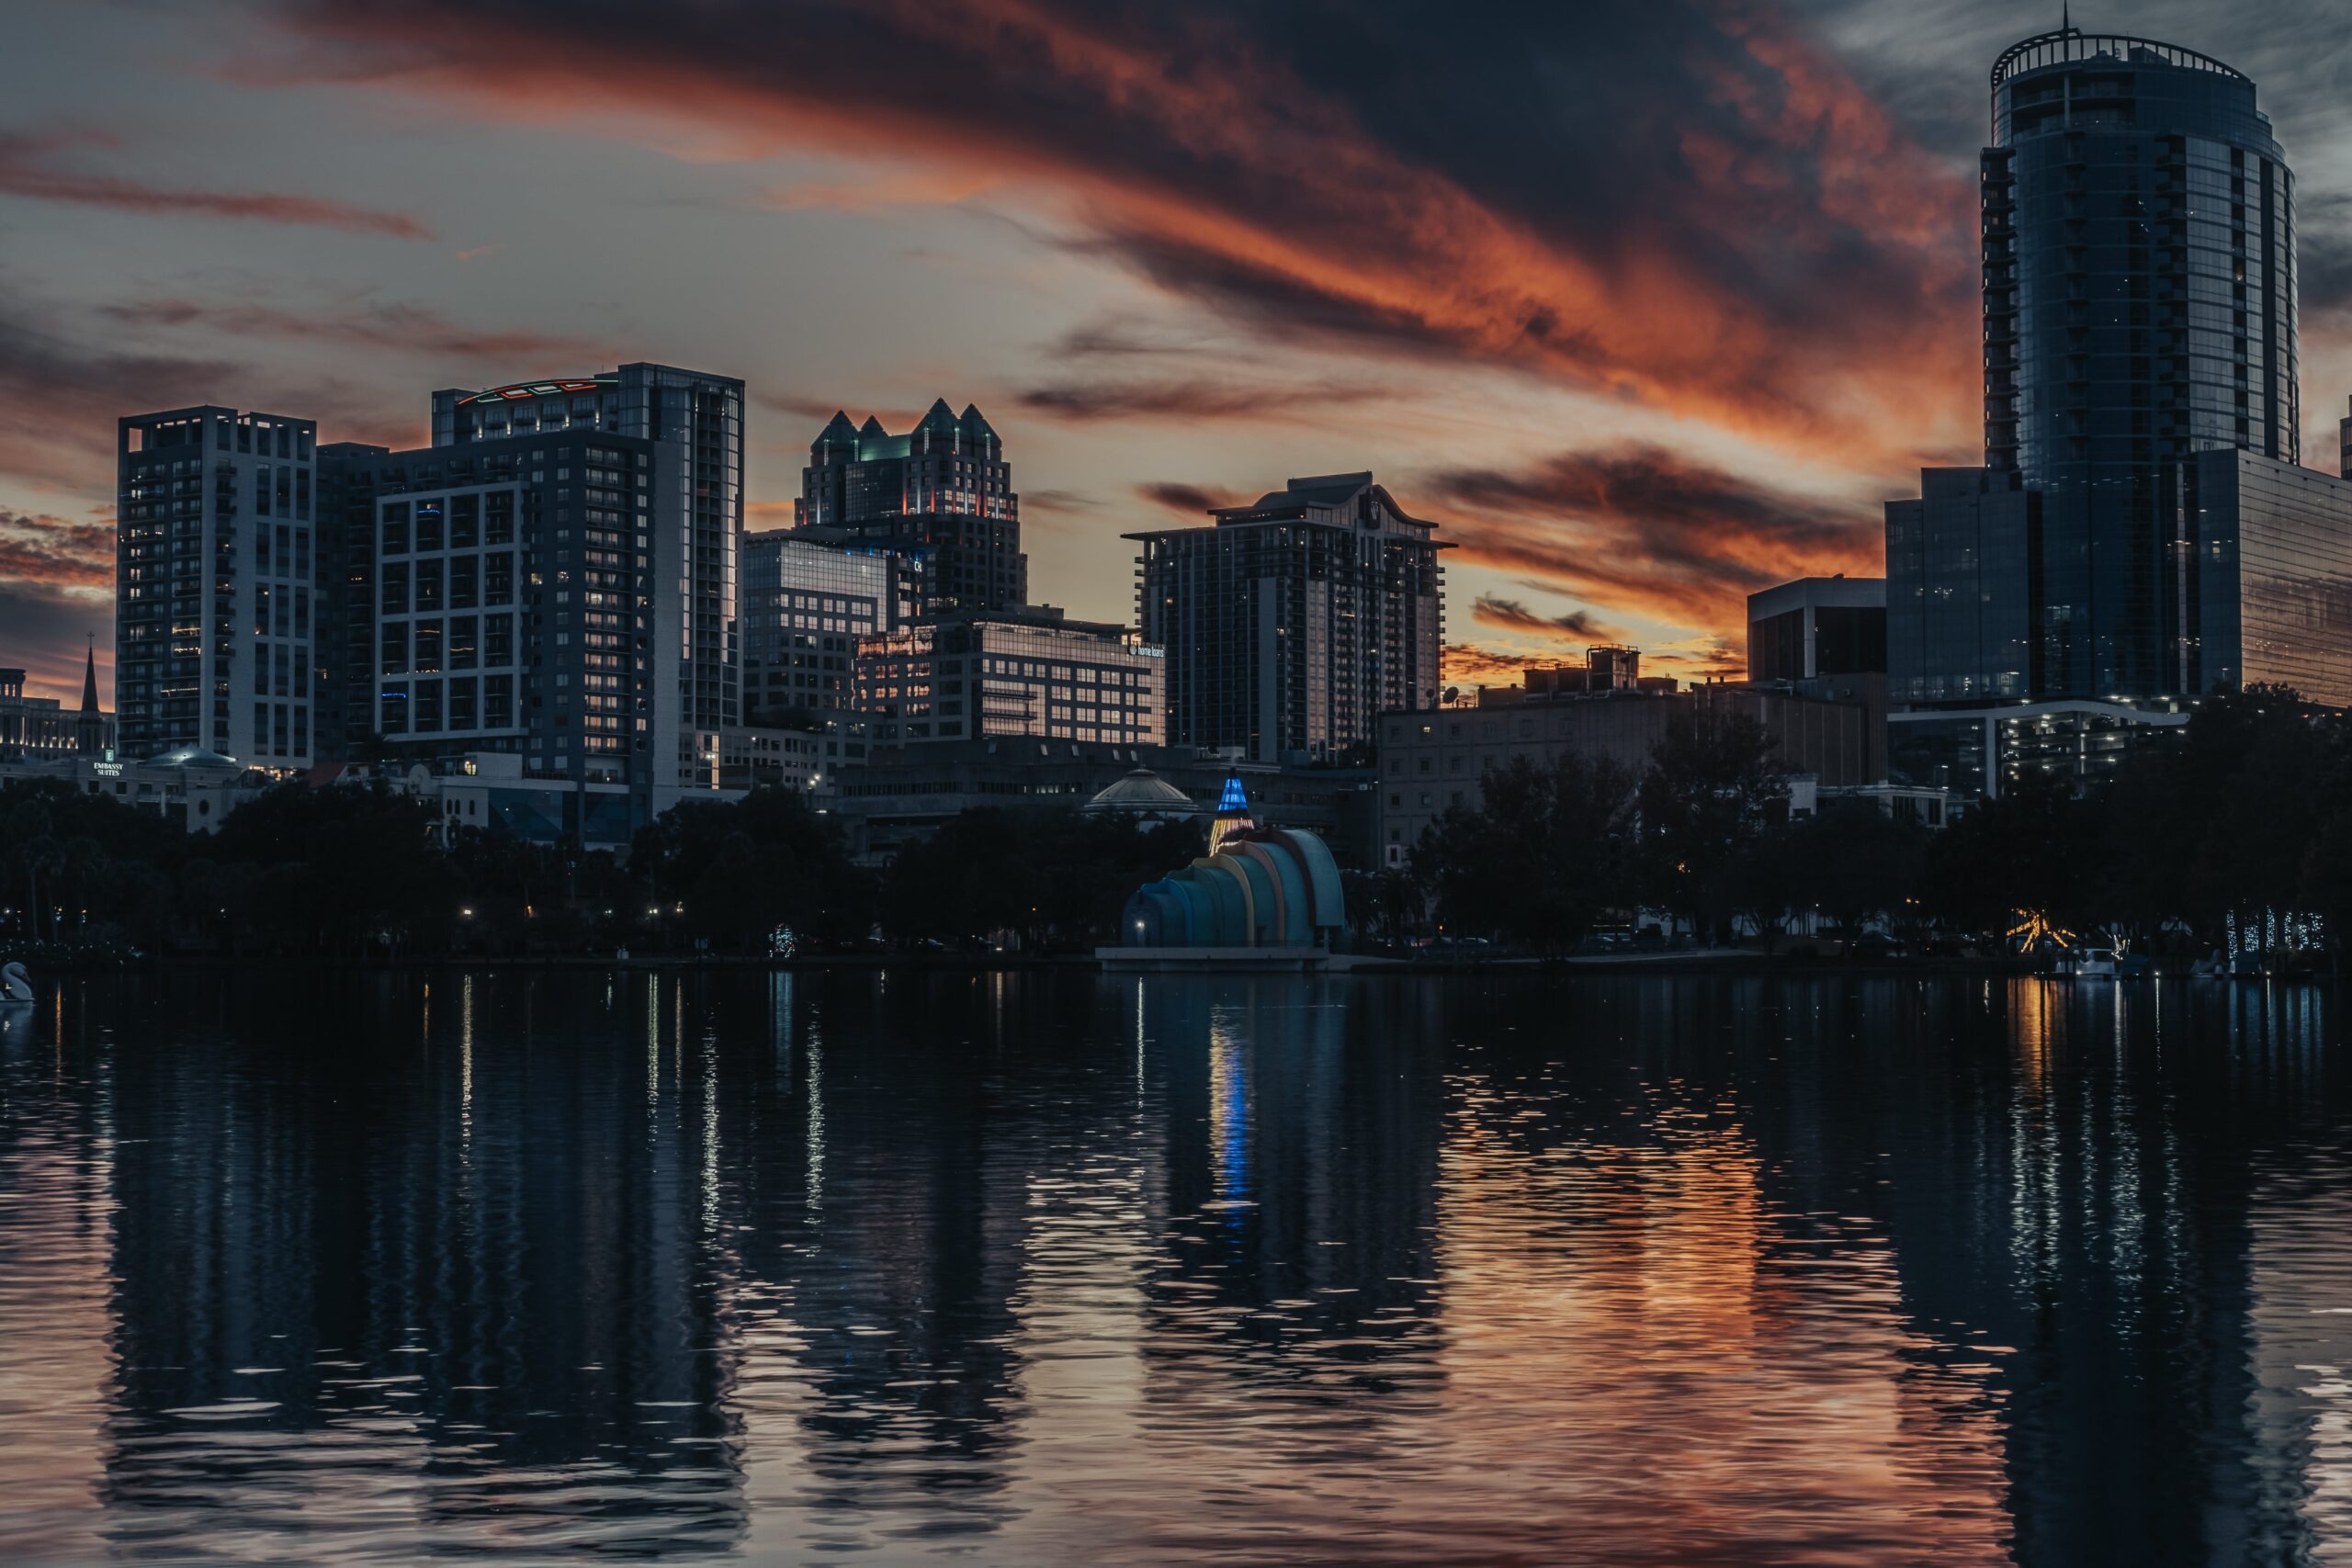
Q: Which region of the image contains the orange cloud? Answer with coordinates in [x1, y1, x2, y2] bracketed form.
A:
[0, 130, 430, 239]
[254, 0, 1977, 469]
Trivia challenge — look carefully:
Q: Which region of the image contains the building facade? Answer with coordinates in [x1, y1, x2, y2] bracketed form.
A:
[1747, 577, 1886, 683]
[1375, 686, 1876, 866]
[431, 365, 746, 795]
[1986, 28, 2297, 699]
[1130, 473, 1447, 765]
[741, 530, 903, 722]
[853, 610, 1163, 747]
[348, 429, 659, 793]
[797, 400, 1023, 614]
[117, 406, 318, 766]
[2175, 449, 2352, 704]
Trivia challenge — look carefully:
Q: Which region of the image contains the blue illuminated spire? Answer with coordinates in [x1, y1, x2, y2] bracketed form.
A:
[1216, 775, 1250, 814]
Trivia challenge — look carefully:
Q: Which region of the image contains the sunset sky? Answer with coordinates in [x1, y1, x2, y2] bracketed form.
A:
[7, 0, 2352, 705]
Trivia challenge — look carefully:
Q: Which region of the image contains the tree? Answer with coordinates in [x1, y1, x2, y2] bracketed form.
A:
[1634, 707, 1785, 944]
[1413, 751, 1635, 951]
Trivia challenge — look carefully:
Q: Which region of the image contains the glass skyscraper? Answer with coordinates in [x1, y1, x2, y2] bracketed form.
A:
[1984, 28, 2296, 697]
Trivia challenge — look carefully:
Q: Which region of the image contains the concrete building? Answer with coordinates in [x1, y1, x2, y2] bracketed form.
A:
[853, 608, 1163, 747]
[1130, 473, 1447, 765]
[1374, 681, 1877, 867]
[796, 400, 1023, 615]
[1747, 577, 1886, 684]
[0, 744, 263, 831]
[117, 406, 318, 766]
[431, 365, 747, 797]
[828, 739, 1372, 863]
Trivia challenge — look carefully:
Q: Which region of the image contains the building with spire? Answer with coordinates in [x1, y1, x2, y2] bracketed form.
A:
[795, 400, 1024, 615]
[0, 651, 114, 762]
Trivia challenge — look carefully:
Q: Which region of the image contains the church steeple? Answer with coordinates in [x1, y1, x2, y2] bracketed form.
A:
[79, 637, 99, 716]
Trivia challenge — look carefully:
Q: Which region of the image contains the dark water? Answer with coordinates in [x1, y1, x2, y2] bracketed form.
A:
[1, 972, 2348, 1564]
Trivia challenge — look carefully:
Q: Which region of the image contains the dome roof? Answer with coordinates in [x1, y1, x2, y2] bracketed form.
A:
[149, 744, 241, 770]
[1084, 767, 1197, 814]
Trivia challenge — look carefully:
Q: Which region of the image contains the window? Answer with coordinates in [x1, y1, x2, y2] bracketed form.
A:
[414, 557, 443, 612]
[449, 615, 478, 670]
[486, 552, 513, 605]
[414, 620, 443, 672]
[380, 561, 409, 615]
[485, 613, 513, 665]
[485, 673, 514, 728]
[486, 491, 514, 545]
[450, 493, 480, 549]
[450, 554, 478, 608]
[415, 679, 442, 733]
[380, 621, 408, 674]
[449, 677, 478, 729]
[415, 502, 444, 552]
[381, 502, 409, 555]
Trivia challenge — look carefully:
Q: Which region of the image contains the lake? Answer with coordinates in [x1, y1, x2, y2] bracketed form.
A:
[0, 969, 2346, 1564]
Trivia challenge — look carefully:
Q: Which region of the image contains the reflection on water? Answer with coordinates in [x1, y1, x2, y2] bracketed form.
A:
[0, 974, 2349, 1562]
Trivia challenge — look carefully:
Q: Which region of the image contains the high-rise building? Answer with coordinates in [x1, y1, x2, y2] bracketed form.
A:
[333, 429, 659, 791]
[430, 365, 745, 795]
[741, 530, 904, 722]
[1889, 28, 2352, 780]
[1984, 28, 2297, 698]
[1128, 473, 1446, 764]
[853, 608, 1163, 747]
[796, 400, 1024, 615]
[117, 407, 318, 765]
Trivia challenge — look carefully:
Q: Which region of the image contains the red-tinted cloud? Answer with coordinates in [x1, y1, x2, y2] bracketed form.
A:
[1135, 481, 1249, 518]
[0, 509, 113, 590]
[1016, 376, 1382, 423]
[1471, 594, 1622, 645]
[1420, 443, 1880, 645]
[103, 299, 599, 361]
[1442, 644, 1539, 688]
[0, 130, 431, 239]
[254, 0, 1977, 468]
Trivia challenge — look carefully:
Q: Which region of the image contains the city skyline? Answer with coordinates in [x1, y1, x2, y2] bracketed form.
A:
[9, 3, 2352, 705]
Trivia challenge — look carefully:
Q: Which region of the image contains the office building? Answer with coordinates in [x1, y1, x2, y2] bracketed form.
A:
[853, 608, 1163, 747]
[339, 428, 659, 794]
[432, 365, 745, 795]
[741, 529, 904, 722]
[1747, 577, 1886, 684]
[1987, 28, 2296, 698]
[797, 400, 1023, 614]
[117, 406, 318, 766]
[1130, 473, 1447, 765]
[1887, 27, 2352, 786]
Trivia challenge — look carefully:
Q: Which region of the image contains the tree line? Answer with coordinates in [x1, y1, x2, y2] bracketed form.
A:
[1409, 684, 2349, 960]
[0, 774, 1208, 961]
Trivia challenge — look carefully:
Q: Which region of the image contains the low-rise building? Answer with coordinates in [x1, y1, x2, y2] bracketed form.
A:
[0, 654, 112, 761]
[0, 744, 265, 831]
[854, 607, 1163, 747]
[1375, 679, 1877, 866]
[826, 738, 1371, 863]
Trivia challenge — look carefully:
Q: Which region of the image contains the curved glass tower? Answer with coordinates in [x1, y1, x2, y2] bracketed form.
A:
[1983, 29, 2297, 695]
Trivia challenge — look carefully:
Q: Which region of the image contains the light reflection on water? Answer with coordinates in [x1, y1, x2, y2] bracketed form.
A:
[0, 974, 2346, 1563]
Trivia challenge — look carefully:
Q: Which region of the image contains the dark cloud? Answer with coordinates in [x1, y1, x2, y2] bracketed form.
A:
[257, 0, 1978, 465]
[1015, 376, 1379, 423]
[0, 509, 112, 590]
[1471, 594, 1618, 642]
[102, 299, 602, 362]
[1442, 644, 1536, 687]
[1136, 481, 1249, 518]
[0, 292, 413, 493]
[0, 130, 431, 239]
[1421, 442, 1879, 635]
